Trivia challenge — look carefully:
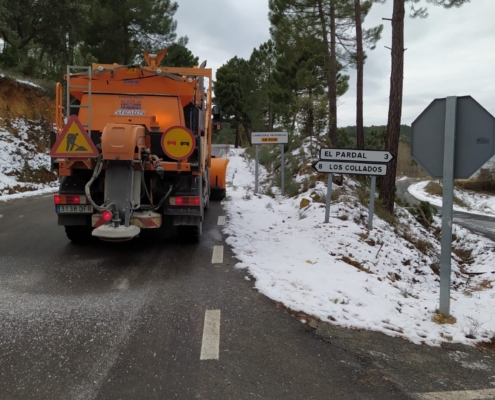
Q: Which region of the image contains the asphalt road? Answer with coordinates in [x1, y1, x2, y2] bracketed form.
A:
[0, 194, 494, 400]
[396, 178, 495, 241]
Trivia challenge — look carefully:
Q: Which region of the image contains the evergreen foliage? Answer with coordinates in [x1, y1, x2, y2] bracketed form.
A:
[0, 0, 199, 77]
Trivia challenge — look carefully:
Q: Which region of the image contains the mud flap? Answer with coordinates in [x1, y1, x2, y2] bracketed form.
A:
[210, 157, 229, 200]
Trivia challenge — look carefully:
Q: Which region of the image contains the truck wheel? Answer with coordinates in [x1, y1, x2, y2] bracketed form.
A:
[65, 226, 93, 243]
[204, 191, 210, 210]
[177, 222, 202, 243]
[210, 188, 226, 201]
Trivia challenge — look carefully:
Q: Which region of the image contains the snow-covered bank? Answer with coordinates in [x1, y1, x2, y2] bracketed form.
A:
[409, 180, 495, 217]
[0, 185, 58, 203]
[0, 117, 57, 199]
[223, 148, 495, 347]
[0, 73, 42, 89]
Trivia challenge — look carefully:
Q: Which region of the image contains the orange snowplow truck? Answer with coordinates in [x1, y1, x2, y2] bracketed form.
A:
[50, 49, 228, 242]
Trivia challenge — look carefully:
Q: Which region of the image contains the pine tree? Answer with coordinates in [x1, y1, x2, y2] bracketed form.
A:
[379, 0, 470, 213]
[82, 0, 179, 64]
[214, 57, 251, 147]
[161, 37, 199, 67]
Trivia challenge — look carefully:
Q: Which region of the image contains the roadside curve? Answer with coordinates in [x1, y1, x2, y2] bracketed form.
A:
[396, 178, 495, 241]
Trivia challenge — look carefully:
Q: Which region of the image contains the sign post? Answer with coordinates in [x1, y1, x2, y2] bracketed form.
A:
[411, 95, 495, 317]
[281, 144, 285, 195]
[368, 176, 377, 230]
[324, 174, 333, 223]
[314, 148, 394, 226]
[251, 132, 289, 195]
[255, 144, 259, 194]
[439, 97, 457, 317]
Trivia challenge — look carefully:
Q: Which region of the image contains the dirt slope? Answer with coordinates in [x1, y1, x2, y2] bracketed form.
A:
[0, 75, 57, 196]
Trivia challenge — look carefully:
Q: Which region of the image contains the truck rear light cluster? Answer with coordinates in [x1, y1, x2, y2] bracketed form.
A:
[54, 195, 89, 205]
[169, 196, 200, 206]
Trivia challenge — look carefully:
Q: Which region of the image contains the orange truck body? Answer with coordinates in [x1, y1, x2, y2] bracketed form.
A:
[51, 49, 227, 242]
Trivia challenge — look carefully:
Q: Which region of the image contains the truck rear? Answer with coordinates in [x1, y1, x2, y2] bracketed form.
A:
[50, 49, 229, 242]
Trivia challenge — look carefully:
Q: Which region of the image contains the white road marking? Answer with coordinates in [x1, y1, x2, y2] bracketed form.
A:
[415, 388, 495, 399]
[211, 245, 224, 264]
[200, 310, 221, 360]
[217, 216, 226, 226]
[42, 194, 54, 198]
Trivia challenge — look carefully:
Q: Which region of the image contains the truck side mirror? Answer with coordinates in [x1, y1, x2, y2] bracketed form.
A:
[212, 105, 221, 121]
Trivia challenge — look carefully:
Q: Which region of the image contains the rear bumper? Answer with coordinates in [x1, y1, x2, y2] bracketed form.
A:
[92, 211, 162, 229]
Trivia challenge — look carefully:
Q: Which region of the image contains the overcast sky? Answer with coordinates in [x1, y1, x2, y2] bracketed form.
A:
[176, 0, 495, 127]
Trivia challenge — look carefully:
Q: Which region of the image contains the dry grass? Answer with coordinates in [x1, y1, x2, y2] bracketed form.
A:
[396, 142, 428, 178]
[424, 181, 443, 197]
[432, 313, 457, 325]
[473, 279, 493, 291]
[477, 336, 495, 352]
[339, 256, 373, 274]
[457, 167, 495, 194]
[452, 247, 474, 265]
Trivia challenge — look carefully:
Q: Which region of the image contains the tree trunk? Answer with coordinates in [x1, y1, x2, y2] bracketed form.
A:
[308, 87, 315, 157]
[379, 0, 405, 213]
[268, 65, 273, 132]
[235, 124, 240, 148]
[317, 0, 336, 146]
[354, 0, 365, 150]
[329, 0, 338, 146]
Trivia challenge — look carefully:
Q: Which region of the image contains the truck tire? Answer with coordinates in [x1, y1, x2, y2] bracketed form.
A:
[65, 226, 94, 243]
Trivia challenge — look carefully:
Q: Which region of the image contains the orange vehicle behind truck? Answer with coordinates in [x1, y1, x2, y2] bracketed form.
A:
[50, 49, 228, 242]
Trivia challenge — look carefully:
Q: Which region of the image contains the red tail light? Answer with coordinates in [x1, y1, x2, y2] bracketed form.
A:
[102, 210, 113, 222]
[169, 196, 200, 206]
[54, 195, 87, 205]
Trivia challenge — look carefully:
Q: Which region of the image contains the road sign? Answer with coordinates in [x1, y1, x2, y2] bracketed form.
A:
[319, 148, 394, 163]
[411, 96, 495, 179]
[50, 115, 98, 158]
[251, 132, 288, 145]
[313, 161, 387, 176]
[161, 126, 196, 160]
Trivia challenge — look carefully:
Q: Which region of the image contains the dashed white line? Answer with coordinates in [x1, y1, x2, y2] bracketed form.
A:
[217, 216, 226, 226]
[415, 388, 495, 400]
[200, 310, 221, 360]
[211, 246, 224, 264]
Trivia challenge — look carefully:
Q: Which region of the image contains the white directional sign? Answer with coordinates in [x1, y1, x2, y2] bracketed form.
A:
[252, 131, 289, 145]
[319, 148, 394, 163]
[313, 161, 387, 176]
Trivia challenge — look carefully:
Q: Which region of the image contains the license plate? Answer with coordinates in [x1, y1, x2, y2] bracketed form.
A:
[56, 205, 94, 213]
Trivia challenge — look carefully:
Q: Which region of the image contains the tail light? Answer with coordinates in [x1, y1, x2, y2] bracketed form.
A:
[54, 195, 88, 205]
[102, 210, 113, 222]
[169, 196, 200, 206]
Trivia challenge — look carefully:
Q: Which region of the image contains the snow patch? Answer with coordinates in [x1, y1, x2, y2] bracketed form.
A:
[409, 180, 495, 217]
[223, 149, 495, 347]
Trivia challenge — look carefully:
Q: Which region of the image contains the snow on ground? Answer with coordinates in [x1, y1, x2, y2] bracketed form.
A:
[223, 148, 495, 347]
[409, 180, 495, 217]
[0, 117, 57, 201]
[0, 73, 41, 88]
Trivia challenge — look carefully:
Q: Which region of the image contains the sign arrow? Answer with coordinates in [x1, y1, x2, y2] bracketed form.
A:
[319, 148, 394, 163]
[313, 161, 387, 176]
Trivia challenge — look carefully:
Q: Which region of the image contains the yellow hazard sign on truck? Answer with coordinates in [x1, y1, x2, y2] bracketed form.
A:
[161, 126, 196, 160]
[50, 115, 99, 158]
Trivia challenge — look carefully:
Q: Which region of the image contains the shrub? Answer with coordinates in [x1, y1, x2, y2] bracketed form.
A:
[285, 181, 300, 197]
[458, 167, 495, 193]
[408, 201, 437, 228]
[424, 181, 443, 197]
